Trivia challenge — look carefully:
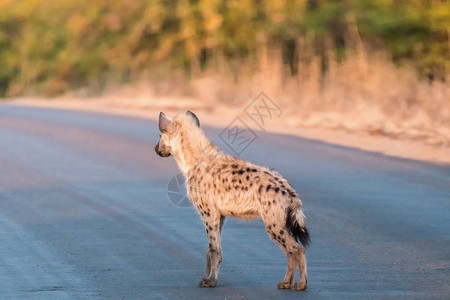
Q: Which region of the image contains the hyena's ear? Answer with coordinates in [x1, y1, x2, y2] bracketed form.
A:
[185, 110, 200, 127]
[158, 112, 174, 133]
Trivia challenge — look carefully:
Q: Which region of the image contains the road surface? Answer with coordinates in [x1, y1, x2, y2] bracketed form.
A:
[0, 104, 449, 299]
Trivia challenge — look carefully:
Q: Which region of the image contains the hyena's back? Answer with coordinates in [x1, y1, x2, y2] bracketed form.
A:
[187, 157, 310, 247]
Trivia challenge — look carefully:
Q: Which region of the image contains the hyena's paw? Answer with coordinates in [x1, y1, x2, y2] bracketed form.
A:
[199, 278, 217, 288]
[277, 281, 293, 290]
[293, 281, 307, 291]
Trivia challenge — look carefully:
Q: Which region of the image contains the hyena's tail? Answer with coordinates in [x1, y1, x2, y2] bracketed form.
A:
[286, 206, 311, 248]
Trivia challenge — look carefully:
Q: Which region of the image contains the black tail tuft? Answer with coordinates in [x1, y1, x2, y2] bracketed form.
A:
[286, 207, 311, 248]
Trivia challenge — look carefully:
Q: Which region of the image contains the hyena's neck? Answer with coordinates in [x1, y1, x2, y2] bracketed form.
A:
[174, 130, 219, 175]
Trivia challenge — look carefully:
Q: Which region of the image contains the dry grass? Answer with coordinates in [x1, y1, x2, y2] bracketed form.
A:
[88, 46, 449, 147]
[185, 47, 450, 147]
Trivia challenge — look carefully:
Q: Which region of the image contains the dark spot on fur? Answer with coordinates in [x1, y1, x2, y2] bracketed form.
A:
[280, 230, 284, 235]
[234, 185, 240, 189]
[246, 167, 250, 172]
[239, 179, 242, 184]
[232, 179, 237, 182]
[274, 187, 280, 193]
[231, 164, 239, 169]
[266, 185, 271, 191]
[251, 168, 257, 172]
[267, 225, 272, 229]
[208, 226, 213, 230]
[282, 190, 286, 195]
[232, 171, 236, 175]
[246, 175, 250, 180]
[258, 185, 263, 193]
[249, 183, 253, 187]
[238, 169, 244, 175]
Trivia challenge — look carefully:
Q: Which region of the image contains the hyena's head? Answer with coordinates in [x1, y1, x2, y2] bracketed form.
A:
[154, 110, 200, 158]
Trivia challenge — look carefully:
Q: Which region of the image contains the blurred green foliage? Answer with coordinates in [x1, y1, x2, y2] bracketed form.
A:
[0, 0, 448, 96]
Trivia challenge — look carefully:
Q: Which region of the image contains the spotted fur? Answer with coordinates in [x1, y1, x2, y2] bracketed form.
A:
[155, 110, 310, 290]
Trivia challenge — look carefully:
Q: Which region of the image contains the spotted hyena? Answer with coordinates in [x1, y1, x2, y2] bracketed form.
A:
[155, 110, 311, 290]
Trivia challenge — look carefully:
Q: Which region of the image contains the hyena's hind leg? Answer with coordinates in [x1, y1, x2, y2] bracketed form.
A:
[293, 247, 307, 290]
[262, 206, 310, 290]
[265, 222, 303, 290]
[277, 248, 297, 289]
[199, 214, 226, 288]
[286, 206, 309, 290]
[276, 242, 307, 290]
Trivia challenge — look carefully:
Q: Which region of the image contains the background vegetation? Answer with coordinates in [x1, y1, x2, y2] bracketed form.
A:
[0, 0, 449, 97]
[0, 0, 449, 147]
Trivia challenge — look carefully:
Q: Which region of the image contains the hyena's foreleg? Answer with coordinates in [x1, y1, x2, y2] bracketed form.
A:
[202, 215, 226, 282]
[199, 213, 225, 288]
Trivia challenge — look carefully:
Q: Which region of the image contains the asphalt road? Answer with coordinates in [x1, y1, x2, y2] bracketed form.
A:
[0, 104, 449, 299]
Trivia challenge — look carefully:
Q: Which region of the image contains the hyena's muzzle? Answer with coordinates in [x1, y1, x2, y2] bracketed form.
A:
[154, 141, 172, 157]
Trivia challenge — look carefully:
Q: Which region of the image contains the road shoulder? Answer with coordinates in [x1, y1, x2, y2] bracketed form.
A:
[5, 97, 450, 165]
